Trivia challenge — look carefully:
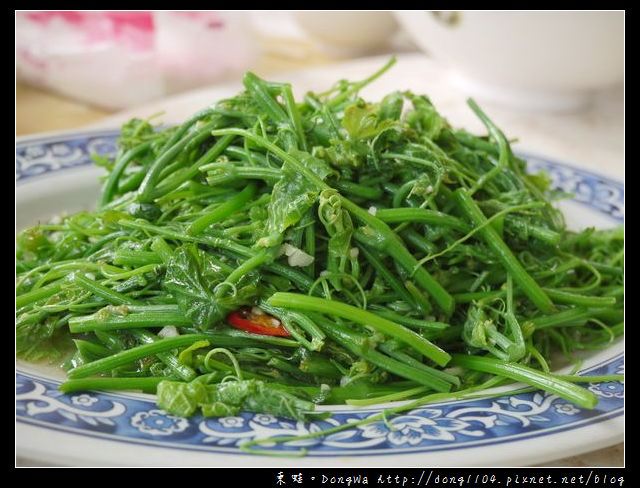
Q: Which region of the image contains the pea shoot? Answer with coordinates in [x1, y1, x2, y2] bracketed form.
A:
[16, 58, 623, 453]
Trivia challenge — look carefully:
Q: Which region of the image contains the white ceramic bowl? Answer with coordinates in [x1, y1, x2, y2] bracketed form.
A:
[394, 11, 624, 111]
[294, 11, 398, 57]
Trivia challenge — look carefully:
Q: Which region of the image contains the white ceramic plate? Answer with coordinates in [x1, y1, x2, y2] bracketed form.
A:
[16, 129, 623, 466]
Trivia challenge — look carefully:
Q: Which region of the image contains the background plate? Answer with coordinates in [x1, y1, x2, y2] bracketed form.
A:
[16, 130, 624, 466]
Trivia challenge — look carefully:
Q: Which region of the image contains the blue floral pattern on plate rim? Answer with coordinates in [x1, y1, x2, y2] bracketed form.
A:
[16, 130, 624, 456]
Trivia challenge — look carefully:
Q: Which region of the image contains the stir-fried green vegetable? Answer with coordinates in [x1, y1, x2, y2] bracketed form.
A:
[16, 58, 623, 448]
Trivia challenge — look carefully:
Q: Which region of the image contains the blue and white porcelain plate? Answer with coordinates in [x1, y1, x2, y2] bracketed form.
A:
[16, 130, 624, 467]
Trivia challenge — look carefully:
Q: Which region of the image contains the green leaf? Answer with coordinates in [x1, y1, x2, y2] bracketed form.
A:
[462, 304, 525, 362]
[378, 92, 404, 121]
[164, 244, 260, 329]
[342, 101, 396, 140]
[525, 171, 552, 193]
[157, 380, 209, 417]
[118, 118, 156, 151]
[201, 401, 240, 417]
[156, 378, 319, 421]
[320, 100, 399, 170]
[321, 140, 369, 168]
[462, 305, 493, 350]
[91, 153, 114, 170]
[163, 244, 225, 328]
[16, 315, 72, 362]
[17, 227, 53, 261]
[204, 380, 320, 421]
[405, 93, 448, 140]
[178, 340, 210, 366]
[318, 190, 354, 289]
[259, 150, 332, 248]
[127, 203, 162, 222]
[242, 382, 318, 421]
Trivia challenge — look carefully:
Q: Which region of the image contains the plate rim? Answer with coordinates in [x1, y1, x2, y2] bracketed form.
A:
[17, 353, 624, 458]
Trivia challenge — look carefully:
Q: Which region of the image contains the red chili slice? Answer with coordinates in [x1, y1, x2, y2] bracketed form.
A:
[227, 307, 290, 337]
